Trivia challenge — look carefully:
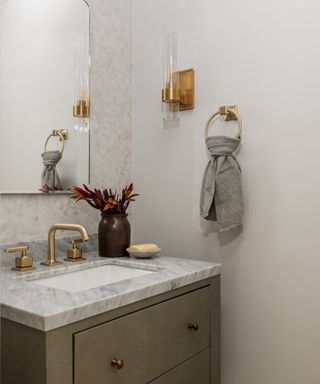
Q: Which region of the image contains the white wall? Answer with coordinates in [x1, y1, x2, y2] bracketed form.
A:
[132, 1, 320, 383]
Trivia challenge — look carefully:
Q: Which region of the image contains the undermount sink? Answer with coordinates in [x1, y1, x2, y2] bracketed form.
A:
[33, 264, 155, 292]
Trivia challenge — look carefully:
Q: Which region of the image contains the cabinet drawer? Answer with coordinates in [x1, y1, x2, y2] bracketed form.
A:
[74, 286, 210, 384]
[150, 348, 210, 384]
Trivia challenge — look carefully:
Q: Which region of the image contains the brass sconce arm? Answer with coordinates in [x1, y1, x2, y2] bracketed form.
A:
[162, 68, 195, 111]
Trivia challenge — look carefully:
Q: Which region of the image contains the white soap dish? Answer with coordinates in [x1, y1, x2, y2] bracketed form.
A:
[126, 248, 162, 259]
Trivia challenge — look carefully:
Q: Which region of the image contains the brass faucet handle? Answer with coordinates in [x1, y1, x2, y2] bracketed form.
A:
[5, 246, 35, 272]
[71, 239, 84, 245]
[65, 239, 86, 262]
[5, 246, 29, 255]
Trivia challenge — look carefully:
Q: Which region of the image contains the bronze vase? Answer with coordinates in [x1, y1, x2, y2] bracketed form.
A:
[98, 213, 130, 257]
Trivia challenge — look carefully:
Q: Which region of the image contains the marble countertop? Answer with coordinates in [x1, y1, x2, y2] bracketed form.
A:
[0, 253, 221, 331]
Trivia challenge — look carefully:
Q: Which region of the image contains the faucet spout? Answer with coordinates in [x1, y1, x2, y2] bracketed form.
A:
[41, 224, 89, 266]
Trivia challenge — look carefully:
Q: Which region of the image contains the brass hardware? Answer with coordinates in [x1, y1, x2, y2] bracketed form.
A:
[5, 246, 35, 272]
[220, 105, 238, 121]
[41, 224, 89, 267]
[179, 68, 195, 110]
[44, 129, 68, 154]
[111, 359, 124, 369]
[188, 322, 199, 332]
[204, 105, 242, 139]
[64, 239, 86, 262]
[162, 68, 195, 111]
[73, 99, 89, 119]
[162, 88, 180, 102]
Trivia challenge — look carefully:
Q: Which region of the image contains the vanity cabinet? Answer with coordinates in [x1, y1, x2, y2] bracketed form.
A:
[150, 349, 210, 384]
[1, 276, 220, 384]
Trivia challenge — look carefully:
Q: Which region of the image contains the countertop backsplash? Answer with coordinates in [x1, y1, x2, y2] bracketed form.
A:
[0, 233, 98, 267]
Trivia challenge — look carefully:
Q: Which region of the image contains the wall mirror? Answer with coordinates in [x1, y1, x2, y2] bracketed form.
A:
[0, 0, 90, 194]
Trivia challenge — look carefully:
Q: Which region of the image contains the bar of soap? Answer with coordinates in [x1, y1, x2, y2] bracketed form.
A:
[129, 243, 159, 252]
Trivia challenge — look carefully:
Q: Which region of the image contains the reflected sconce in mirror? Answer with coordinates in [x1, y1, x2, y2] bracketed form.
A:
[73, 36, 90, 132]
[161, 23, 195, 122]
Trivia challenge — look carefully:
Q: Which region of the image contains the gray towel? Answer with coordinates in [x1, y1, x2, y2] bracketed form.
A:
[200, 135, 243, 232]
[41, 150, 62, 189]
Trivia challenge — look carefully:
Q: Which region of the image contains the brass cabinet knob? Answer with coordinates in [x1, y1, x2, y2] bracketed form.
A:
[188, 322, 199, 332]
[111, 358, 124, 369]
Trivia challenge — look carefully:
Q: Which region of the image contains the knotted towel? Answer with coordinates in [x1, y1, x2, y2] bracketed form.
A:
[41, 150, 62, 189]
[200, 135, 243, 232]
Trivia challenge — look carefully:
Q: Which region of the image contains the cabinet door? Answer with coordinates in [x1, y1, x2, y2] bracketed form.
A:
[149, 349, 210, 384]
[74, 286, 210, 384]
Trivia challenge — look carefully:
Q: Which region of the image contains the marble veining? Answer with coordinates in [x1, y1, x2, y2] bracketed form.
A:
[0, 253, 221, 331]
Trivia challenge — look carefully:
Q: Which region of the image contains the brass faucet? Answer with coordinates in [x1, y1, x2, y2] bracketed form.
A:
[5, 246, 35, 272]
[41, 224, 89, 266]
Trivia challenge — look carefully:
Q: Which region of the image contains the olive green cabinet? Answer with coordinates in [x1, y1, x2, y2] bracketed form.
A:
[150, 349, 210, 384]
[1, 276, 220, 384]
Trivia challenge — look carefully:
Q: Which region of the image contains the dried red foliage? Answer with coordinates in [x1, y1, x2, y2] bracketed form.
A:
[39, 185, 62, 193]
[71, 183, 139, 214]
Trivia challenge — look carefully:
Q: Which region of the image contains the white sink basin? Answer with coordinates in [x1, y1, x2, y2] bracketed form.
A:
[33, 265, 154, 292]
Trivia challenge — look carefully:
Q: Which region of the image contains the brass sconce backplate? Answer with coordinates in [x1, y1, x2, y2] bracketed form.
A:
[179, 68, 195, 111]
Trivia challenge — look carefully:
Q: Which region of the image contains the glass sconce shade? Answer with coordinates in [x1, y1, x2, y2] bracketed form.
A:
[73, 35, 90, 132]
[162, 24, 195, 124]
[162, 24, 180, 122]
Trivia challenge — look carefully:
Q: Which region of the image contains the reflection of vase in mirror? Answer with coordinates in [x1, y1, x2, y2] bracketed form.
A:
[0, 0, 90, 194]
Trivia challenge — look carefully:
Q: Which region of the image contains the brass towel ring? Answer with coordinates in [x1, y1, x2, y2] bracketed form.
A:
[204, 105, 242, 140]
[44, 129, 68, 154]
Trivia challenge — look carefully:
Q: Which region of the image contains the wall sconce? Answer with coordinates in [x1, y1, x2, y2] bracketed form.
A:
[162, 23, 195, 122]
[73, 36, 90, 132]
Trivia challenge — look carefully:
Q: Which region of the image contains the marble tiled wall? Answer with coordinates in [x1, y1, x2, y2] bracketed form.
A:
[0, 0, 132, 243]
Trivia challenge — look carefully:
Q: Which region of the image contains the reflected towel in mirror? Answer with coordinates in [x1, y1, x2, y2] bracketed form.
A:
[41, 150, 62, 190]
